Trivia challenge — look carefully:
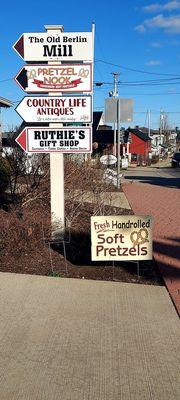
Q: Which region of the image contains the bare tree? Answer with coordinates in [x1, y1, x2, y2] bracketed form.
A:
[3, 129, 49, 204]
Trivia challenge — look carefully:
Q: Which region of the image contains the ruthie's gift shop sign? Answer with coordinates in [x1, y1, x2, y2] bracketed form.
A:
[91, 215, 152, 261]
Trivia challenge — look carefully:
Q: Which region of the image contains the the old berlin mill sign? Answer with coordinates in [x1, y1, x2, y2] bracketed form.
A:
[13, 32, 93, 61]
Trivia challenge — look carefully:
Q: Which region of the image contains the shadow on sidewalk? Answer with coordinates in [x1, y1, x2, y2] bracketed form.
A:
[124, 176, 180, 189]
[153, 238, 180, 281]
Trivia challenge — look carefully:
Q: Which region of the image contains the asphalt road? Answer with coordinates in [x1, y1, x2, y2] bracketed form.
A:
[123, 167, 180, 189]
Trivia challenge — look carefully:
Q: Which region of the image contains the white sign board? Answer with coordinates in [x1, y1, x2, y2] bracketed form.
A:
[91, 215, 152, 261]
[13, 32, 93, 61]
[16, 127, 92, 153]
[105, 98, 134, 123]
[15, 96, 92, 123]
[100, 154, 117, 165]
[15, 64, 92, 93]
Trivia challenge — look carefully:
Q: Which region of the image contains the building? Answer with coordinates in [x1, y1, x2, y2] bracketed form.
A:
[124, 127, 152, 164]
[93, 114, 152, 164]
[0, 97, 13, 152]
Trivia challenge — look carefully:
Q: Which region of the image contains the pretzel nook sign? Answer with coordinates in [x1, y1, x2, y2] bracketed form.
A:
[91, 215, 152, 261]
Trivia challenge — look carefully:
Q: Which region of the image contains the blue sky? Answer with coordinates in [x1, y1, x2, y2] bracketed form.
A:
[1, 0, 180, 130]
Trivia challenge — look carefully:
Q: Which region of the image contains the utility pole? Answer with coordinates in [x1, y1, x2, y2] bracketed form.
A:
[111, 72, 119, 98]
[111, 72, 119, 157]
[160, 108, 164, 136]
[148, 109, 151, 137]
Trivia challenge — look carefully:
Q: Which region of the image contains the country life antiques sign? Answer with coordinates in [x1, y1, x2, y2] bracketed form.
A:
[91, 215, 152, 261]
[15, 127, 92, 153]
[15, 64, 92, 93]
[13, 32, 93, 62]
[15, 96, 92, 123]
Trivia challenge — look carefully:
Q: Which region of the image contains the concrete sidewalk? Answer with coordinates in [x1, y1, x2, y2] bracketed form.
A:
[0, 273, 179, 400]
[122, 181, 180, 314]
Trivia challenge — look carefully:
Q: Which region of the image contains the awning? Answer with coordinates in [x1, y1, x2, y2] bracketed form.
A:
[0, 97, 12, 108]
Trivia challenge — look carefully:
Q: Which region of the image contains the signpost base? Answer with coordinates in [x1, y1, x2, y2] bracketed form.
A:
[112, 260, 140, 281]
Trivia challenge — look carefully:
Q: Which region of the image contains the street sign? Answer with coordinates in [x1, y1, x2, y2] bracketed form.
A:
[13, 32, 93, 62]
[15, 96, 92, 123]
[15, 126, 92, 153]
[14, 64, 92, 93]
[105, 98, 134, 123]
[91, 215, 152, 261]
[100, 154, 117, 165]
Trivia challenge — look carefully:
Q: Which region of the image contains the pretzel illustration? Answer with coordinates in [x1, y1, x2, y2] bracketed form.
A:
[130, 228, 149, 246]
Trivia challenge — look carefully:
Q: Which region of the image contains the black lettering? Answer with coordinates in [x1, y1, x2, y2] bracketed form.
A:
[43, 45, 57, 57]
[122, 247, 128, 256]
[141, 247, 148, 255]
[79, 130, 85, 139]
[96, 245, 104, 256]
[34, 131, 41, 139]
[129, 247, 136, 256]
[97, 234, 105, 244]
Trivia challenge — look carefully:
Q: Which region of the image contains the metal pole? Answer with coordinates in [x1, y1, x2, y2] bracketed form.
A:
[111, 73, 119, 157]
[117, 99, 121, 189]
[113, 122, 116, 157]
[148, 109, 151, 137]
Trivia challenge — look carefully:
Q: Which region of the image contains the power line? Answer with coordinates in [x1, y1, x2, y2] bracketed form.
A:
[95, 59, 180, 77]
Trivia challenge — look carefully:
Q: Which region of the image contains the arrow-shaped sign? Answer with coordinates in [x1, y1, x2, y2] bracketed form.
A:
[15, 127, 92, 153]
[13, 35, 24, 59]
[15, 128, 27, 151]
[15, 96, 92, 123]
[14, 64, 92, 93]
[13, 32, 93, 62]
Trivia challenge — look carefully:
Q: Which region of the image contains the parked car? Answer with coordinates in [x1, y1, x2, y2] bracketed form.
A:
[172, 152, 180, 167]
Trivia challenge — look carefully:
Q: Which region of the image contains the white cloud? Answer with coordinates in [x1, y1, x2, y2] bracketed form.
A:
[143, 1, 180, 13]
[145, 60, 162, 66]
[135, 14, 180, 33]
[135, 24, 146, 32]
[151, 41, 162, 47]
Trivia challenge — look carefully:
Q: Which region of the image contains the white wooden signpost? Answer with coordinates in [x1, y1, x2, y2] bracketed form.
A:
[15, 64, 92, 93]
[15, 96, 92, 123]
[13, 24, 94, 239]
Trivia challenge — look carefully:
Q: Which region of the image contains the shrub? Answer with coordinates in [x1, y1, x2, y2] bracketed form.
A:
[0, 158, 10, 194]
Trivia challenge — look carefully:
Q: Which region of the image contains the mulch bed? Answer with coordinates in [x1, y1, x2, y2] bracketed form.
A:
[0, 200, 163, 286]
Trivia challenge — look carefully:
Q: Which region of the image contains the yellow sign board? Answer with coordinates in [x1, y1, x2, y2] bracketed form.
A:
[91, 215, 152, 261]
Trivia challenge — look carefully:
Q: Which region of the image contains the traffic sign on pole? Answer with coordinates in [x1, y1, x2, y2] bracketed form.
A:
[15, 127, 92, 153]
[15, 96, 92, 123]
[14, 64, 92, 93]
[13, 32, 93, 62]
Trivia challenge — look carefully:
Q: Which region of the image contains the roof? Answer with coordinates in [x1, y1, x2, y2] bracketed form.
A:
[127, 128, 151, 142]
[93, 111, 103, 132]
[0, 97, 12, 108]
[93, 130, 114, 144]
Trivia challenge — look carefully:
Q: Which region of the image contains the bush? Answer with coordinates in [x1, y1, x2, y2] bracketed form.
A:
[151, 155, 159, 164]
[0, 158, 10, 194]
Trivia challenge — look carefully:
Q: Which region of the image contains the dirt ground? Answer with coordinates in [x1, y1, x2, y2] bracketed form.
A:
[0, 201, 163, 286]
[0, 159, 163, 286]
